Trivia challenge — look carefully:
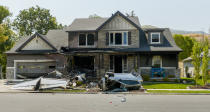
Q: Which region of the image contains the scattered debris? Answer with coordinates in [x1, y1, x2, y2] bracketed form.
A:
[99, 72, 143, 91]
[45, 70, 63, 78]
[121, 97, 126, 102]
[11, 77, 68, 91]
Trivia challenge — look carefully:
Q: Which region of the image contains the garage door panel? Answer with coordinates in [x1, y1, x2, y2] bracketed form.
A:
[17, 62, 56, 74]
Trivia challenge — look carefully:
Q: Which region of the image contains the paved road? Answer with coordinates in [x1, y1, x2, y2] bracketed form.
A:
[0, 93, 209, 112]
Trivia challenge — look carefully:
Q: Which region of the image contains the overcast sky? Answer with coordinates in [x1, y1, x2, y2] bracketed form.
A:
[1, 0, 210, 32]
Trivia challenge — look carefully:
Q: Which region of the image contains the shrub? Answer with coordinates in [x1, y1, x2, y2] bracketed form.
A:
[163, 77, 169, 82]
[151, 79, 157, 82]
[168, 75, 175, 78]
[180, 77, 195, 84]
[174, 79, 180, 83]
[142, 74, 150, 81]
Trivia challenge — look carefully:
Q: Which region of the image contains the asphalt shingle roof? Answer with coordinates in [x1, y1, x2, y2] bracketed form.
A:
[139, 28, 182, 52]
[66, 16, 141, 32]
[6, 29, 68, 54]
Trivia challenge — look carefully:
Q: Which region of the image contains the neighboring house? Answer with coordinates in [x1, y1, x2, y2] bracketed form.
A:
[6, 11, 182, 80]
[183, 49, 210, 77]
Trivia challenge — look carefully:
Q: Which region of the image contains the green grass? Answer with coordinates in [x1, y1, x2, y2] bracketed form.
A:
[143, 82, 194, 89]
[41, 89, 87, 93]
[147, 90, 210, 93]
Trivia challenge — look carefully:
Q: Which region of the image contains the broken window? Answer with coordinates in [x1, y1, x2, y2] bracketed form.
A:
[79, 33, 94, 46]
[79, 34, 86, 46]
[151, 33, 160, 44]
[152, 56, 162, 68]
[109, 32, 128, 46]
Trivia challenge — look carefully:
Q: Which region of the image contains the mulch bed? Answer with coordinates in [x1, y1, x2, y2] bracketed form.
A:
[189, 85, 210, 89]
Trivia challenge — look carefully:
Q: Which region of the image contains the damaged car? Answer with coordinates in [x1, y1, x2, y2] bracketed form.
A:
[99, 72, 143, 91]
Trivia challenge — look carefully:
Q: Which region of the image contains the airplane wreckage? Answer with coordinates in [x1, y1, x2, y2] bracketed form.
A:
[11, 70, 143, 92]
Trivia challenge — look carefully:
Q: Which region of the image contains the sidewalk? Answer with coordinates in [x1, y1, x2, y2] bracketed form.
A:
[0, 80, 29, 93]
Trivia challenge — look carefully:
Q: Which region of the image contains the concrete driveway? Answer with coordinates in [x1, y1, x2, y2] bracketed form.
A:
[0, 94, 209, 112]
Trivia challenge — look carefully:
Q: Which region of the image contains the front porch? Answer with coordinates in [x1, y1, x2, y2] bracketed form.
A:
[65, 52, 138, 80]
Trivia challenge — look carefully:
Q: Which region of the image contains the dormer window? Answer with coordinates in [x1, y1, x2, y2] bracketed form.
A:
[151, 32, 160, 44]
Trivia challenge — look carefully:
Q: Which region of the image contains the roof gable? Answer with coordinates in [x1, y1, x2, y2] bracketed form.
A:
[16, 33, 57, 52]
[66, 11, 141, 32]
[96, 11, 141, 31]
[102, 15, 137, 30]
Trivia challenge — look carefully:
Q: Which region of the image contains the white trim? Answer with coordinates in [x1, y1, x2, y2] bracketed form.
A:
[122, 55, 128, 72]
[78, 33, 95, 47]
[109, 31, 128, 46]
[152, 55, 162, 68]
[151, 32, 161, 44]
[13, 59, 55, 79]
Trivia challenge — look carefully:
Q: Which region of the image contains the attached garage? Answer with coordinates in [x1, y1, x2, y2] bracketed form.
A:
[15, 60, 56, 79]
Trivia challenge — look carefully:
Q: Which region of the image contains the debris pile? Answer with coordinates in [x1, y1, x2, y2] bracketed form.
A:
[99, 72, 143, 92]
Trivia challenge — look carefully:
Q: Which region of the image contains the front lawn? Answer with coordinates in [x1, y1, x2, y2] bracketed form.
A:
[147, 90, 210, 93]
[143, 82, 194, 89]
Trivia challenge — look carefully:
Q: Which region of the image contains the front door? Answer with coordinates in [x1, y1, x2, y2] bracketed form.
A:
[114, 55, 122, 73]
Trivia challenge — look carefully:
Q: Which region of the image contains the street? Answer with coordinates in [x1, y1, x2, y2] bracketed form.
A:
[0, 94, 209, 112]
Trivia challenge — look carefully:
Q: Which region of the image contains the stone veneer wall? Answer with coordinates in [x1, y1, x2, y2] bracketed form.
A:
[139, 67, 180, 78]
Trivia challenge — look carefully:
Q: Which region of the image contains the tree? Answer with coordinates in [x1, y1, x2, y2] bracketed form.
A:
[89, 14, 101, 18]
[173, 34, 196, 60]
[0, 6, 15, 78]
[13, 5, 63, 36]
[0, 6, 11, 24]
[201, 37, 209, 85]
[191, 42, 202, 85]
[126, 10, 135, 17]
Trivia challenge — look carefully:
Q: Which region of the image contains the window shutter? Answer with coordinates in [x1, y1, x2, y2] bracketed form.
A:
[95, 32, 98, 41]
[148, 33, 151, 44]
[160, 33, 164, 44]
[128, 31, 131, 45]
[106, 32, 109, 45]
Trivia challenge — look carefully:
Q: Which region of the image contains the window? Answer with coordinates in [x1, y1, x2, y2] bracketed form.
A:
[79, 34, 94, 46]
[87, 34, 94, 45]
[152, 56, 162, 68]
[151, 33, 160, 44]
[79, 34, 86, 46]
[109, 32, 128, 46]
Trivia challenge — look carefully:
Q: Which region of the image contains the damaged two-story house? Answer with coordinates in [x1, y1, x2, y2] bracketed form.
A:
[6, 11, 182, 80]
